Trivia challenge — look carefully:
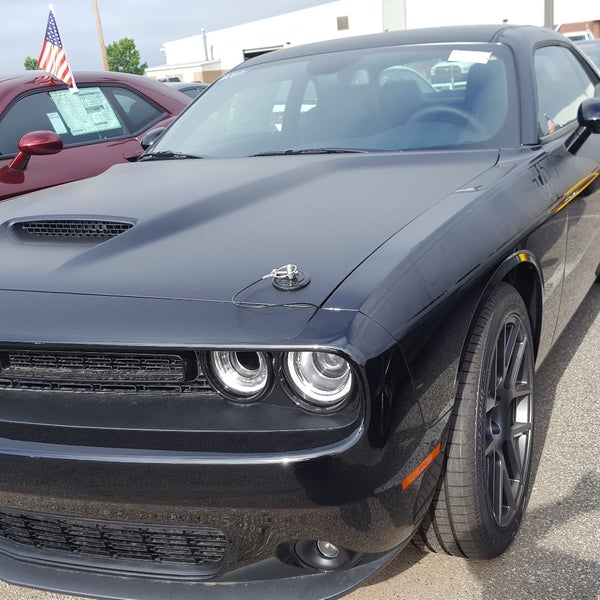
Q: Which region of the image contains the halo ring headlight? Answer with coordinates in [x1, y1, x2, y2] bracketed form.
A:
[208, 351, 270, 401]
[284, 351, 353, 410]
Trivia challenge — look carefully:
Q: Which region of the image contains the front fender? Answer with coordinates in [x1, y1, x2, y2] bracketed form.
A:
[399, 250, 544, 429]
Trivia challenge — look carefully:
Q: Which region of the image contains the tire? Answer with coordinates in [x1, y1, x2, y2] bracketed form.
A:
[415, 282, 535, 559]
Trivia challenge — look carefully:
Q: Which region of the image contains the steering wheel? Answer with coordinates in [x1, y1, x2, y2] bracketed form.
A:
[407, 105, 486, 136]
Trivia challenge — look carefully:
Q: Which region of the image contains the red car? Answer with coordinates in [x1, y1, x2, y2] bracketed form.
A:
[0, 71, 191, 200]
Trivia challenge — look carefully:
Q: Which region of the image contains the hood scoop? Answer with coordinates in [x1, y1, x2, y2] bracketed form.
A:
[11, 219, 134, 243]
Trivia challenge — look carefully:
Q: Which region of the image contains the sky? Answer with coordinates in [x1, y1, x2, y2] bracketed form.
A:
[2, 0, 595, 74]
[1, 0, 333, 73]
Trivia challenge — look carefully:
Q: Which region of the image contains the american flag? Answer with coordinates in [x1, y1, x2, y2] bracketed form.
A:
[37, 6, 76, 88]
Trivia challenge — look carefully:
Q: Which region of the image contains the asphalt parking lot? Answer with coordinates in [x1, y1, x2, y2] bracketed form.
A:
[2, 283, 599, 600]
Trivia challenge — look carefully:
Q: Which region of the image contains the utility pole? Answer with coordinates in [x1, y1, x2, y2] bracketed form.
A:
[544, 0, 554, 29]
[92, 0, 109, 70]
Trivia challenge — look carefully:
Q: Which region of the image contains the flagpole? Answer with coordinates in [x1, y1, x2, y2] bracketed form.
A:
[92, 0, 109, 71]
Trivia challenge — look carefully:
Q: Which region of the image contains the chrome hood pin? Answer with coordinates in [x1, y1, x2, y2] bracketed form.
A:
[263, 264, 311, 291]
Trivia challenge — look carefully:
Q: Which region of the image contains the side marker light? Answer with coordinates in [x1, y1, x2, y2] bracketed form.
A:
[402, 443, 442, 490]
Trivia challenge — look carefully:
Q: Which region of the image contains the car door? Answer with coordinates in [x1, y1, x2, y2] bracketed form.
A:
[0, 84, 169, 200]
[534, 44, 600, 340]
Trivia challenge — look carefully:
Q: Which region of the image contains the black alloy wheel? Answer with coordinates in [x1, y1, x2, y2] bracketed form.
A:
[415, 282, 535, 558]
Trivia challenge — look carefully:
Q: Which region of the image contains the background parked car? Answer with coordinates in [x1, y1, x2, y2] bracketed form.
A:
[563, 29, 595, 42]
[576, 38, 600, 69]
[378, 65, 437, 93]
[164, 80, 209, 99]
[0, 71, 190, 200]
[429, 60, 472, 89]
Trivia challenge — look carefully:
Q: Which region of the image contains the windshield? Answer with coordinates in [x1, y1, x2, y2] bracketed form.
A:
[149, 43, 517, 158]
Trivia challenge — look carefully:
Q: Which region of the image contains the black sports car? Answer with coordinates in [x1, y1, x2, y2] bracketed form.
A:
[0, 24, 599, 600]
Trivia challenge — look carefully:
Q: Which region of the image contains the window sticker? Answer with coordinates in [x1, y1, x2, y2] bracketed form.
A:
[447, 50, 492, 64]
[46, 112, 67, 134]
[49, 88, 121, 136]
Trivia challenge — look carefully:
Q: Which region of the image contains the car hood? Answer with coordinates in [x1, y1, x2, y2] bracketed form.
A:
[0, 151, 499, 308]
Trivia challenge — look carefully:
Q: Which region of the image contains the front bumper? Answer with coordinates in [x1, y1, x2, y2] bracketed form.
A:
[0, 540, 401, 600]
[0, 416, 437, 600]
[0, 293, 438, 599]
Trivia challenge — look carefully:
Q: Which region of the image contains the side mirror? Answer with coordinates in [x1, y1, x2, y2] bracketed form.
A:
[9, 130, 63, 171]
[140, 127, 166, 151]
[566, 97, 600, 154]
[578, 97, 600, 133]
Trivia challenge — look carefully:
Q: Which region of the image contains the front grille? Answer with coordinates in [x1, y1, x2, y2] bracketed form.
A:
[14, 219, 133, 241]
[4, 351, 186, 381]
[0, 508, 227, 575]
[0, 349, 212, 393]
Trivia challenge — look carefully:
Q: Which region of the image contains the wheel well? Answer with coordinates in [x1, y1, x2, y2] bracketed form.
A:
[502, 262, 542, 358]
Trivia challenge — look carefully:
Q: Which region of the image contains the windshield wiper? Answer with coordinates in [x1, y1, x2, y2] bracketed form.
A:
[251, 148, 368, 156]
[139, 150, 204, 161]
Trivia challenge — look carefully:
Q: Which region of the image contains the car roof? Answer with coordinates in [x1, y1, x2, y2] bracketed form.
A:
[243, 24, 568, 67]
[0, 70, 190, 107]
[165, 81, 208, 88]
[0, 70, 151, 86]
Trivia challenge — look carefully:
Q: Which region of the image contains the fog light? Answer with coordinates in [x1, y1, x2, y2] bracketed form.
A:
[316, 540, 339, 559]
[293, 539, 353, 571]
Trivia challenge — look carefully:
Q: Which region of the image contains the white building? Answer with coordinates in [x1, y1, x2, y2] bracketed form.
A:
[145, 0, 597, 83]
[146, 0, 405, 82]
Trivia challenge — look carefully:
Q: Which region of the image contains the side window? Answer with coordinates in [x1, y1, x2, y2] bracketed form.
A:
[0, 85, 164, 156]
[48, 88, 123, 142]
[111, 87, 165, 133]
[0, 87, 128, 155]
[0, 92, 57, 155]
[535, 46, 595, 136]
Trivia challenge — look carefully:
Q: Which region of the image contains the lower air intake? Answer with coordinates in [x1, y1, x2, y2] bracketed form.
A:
[0, 508, 227, 577]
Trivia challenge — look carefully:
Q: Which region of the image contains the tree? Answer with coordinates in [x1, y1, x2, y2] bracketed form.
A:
[24, 56, 40, 71]
[106, 38, 147, 75]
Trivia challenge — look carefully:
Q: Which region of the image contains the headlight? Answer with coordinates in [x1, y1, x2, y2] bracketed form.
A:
[284, 351, 353, 409]
[208, 351, 270, 401]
